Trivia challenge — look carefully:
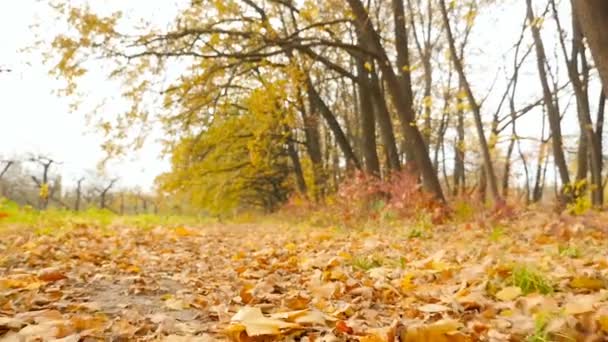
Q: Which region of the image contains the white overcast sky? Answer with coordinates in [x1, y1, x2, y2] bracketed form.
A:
[0, 0, 595, 191]
[0, 1, 182, 191]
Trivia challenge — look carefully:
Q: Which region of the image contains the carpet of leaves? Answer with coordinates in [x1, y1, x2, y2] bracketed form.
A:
[2, 212, 608, 341]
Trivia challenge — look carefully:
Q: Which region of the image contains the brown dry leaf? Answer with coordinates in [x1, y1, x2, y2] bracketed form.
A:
[17, 321, 64, 340]
[163, 334, 215, 342]
[70, 315, 107, 332]
[418, 303, 451, 313]
[38, 268, 68, 282]
[0, 317, 26, 330]
[165, 297, 190, 311]
[598, 315, 608, 333]
[230, 306, 301, 336]
[570, 276, 605, 290]
[495, 286, 522, 301]
[269, 309, 334, 326]
[564, 295, 596, 314]
[401, 319, 464, 342]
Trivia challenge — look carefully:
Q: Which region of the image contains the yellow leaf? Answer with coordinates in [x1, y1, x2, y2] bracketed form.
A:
[570, 277, 605, 290]
[495, 286, 522, 301]
[422, 96, 433, 108]
[564, 295, 595, 314]
[364, 62, 373, 72]
[402, 64, 419, 72]
[402, 319, 463, 342]
[598, 315, 608, 333]
[418, 303, 451, 313]
[174, 226, 197, 237]
[230, 307, 301, 336]
[338, 251, 352, 260]
[165, 298, 189, 310]
[400, 274, 416, 292]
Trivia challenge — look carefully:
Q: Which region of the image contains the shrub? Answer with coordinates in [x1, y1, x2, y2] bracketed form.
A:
[333, 170, 436, 227]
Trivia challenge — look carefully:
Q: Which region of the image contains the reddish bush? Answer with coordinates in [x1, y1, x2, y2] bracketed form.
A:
[335, 170, 436, 225]
[278, 170, 439, 227]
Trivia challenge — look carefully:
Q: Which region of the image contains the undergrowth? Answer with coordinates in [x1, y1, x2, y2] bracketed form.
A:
[510, 265, 554, 295]
[0, 198, 215, 232]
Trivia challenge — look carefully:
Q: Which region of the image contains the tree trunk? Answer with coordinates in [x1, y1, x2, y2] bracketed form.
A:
[306, 77, 361, 170]
[347, 0, 445, 202]
[573, 0, 608, 97]
[370, 71, 401, 172]
[286, 132, 307, 195]
[526, 0, 571, 198]
[553, 0, 603, 205]
[453, 99, 466, 196]
[356, 56, 381, 175]
[391, 0, 418, 165]
[298, 90, 325, 199]
[439, 0, 501, 202]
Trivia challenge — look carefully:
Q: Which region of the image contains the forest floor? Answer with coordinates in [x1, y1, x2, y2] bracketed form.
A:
[1, 211, 608, 341]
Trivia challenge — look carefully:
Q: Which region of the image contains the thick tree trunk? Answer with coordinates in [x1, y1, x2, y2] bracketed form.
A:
[391, 0, 418, 165]
[347, 0, 445, 202]
[553, 0, 603, 205]
[573, 0, 608, 97]
[356, 57, 381, 175]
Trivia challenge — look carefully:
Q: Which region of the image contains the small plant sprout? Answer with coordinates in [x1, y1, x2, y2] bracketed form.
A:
[558, 244, 580, 258]
[510, 265, 554, 295]
[351, 255, 383, 271]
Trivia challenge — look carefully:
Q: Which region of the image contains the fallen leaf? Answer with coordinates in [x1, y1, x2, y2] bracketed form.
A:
[38, 269, 67, 282]
[564, 295, 595, 314]
[230, 306, 301, 336]
[402, 319, 464, 342]
[165, 298, 189, 311]
[495, 286, 522, 301]
[418, 303, 451, 313]
[336, 320, 353, 334]
[570, 276, 605, 290]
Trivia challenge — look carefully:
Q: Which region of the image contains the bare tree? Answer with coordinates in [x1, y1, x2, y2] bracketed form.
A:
[526, 0, 571, 202]
[0, 160, 13, 180]
[347, 0, 445, 202]
[29, 155, 61, 209]
[439, 0, 501, 203]
[96, 178, 118, 210]
[74, 177, 85, 211]
[573, 0, 608, 96]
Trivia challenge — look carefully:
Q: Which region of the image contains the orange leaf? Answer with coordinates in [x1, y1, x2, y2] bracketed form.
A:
[336, 320, 353, 334]
[39, 270, 67, 282]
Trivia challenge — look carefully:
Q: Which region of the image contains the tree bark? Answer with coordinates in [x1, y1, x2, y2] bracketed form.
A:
[306, 77, 361, 170]
[573, 0, 608, 97]
[526, 0, 571, 198]
[286, 132, 308, 195]
[347, 0, 445, 202]
[439, 0, 501, 202]
[356, 57, 381, 175]
[370, 71, 401, 172]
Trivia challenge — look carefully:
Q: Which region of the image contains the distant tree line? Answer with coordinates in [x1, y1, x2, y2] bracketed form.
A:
[0, 154, 162, 214]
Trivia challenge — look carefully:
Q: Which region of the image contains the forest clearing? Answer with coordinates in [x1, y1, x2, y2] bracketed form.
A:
[3, 0, 608, 340]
